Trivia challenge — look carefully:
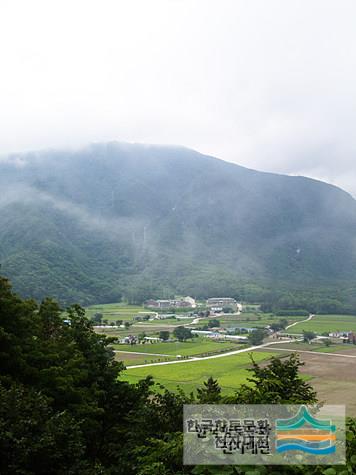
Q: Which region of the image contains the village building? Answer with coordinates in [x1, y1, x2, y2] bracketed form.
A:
[145, 296, 196, 309]
[191, 329, 248, 342]
[206, 297, 238, 312]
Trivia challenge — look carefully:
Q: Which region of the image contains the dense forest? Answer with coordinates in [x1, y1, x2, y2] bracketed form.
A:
[1, 274, 356, 474]
[2, 143, 356, 305]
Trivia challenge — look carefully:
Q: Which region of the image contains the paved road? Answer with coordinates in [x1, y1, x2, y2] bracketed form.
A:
[126, 340, 295, 369]
[124, 313, 320, 371]
[188, 317, 202, 325]
[285, 314, 314, 330]
[115, 350, 171, 357]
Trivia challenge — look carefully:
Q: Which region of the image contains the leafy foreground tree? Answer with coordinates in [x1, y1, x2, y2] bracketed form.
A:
[225, 353, 318, 404]
[196, 377, 222, 404]
[0, 275, 154, 474]
[136, 360, 356, 475]
[1, 274, 356, 474]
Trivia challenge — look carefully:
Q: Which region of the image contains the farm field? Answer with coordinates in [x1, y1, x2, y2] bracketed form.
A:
[92, 307, 356, 412]
[257, 341, 351, 353]
[114, 352, 177, 366]
[282, 314, 356, 334]
[114, 338, 241, 357]
[263, 345, 356, 416]
[133, 317, 195, 326]
[121, 351, 274, 393]
[85, 303, 145, 322]
[95, 322, 192, 340]
[198, 313, 308, 329]
[85, 302, 195, 329]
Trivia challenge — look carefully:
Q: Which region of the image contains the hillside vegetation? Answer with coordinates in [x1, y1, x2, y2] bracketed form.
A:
[2, 142, 356, 304]
[4, 273, 356, 474]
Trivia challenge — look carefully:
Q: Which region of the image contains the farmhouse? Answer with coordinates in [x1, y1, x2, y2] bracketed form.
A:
[206, 297, 238, 312]
[191, 329, 248, 342]
[145, 296, 196, 309]
[226, 326, 257, 334]
[144, 336, 162, 342]
[329, 331, 356, 344]
[155, 313, 176, 320]
[120, 335, 138, 344]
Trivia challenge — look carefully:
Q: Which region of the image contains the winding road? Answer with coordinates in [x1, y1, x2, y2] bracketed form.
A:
[285, 313, 314, 330]
[124, 312, 337, 371]
[126, 339, 295, 369]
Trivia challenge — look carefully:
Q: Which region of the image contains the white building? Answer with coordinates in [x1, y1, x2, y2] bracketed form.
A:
[206, 298, 238, 312]
[183, 296, 196, 308]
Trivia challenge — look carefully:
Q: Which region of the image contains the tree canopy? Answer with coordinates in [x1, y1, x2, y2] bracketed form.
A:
[1, 274, 356, 474]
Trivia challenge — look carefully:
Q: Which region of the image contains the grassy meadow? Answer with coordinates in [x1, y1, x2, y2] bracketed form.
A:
[85, 302, 146, 322]
[282, 314, 356, 334]
[121, 350, 274, 393]
[114, 338, 241, 357]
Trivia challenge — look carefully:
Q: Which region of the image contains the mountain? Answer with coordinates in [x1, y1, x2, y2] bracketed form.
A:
[1, 142, 356, 304]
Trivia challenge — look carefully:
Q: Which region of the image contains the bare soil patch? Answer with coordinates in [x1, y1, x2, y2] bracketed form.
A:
[261, 346, 356, 415]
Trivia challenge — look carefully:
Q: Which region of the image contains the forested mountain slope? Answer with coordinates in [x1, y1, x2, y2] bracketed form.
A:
[1, 142, 356, 304]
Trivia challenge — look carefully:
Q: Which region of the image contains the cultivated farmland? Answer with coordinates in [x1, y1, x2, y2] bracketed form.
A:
[121, 351, 274, 393]
[282, 314, 356, 334]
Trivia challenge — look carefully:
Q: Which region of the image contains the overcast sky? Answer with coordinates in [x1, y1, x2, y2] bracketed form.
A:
[1, 0, 356, 194]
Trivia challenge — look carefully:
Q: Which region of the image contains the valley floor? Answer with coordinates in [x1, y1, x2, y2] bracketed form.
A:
[256, 344, 356, 416]
[88, 302, 356, 414]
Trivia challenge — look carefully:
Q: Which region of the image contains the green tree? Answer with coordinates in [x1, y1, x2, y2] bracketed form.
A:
[92, 312, 103, 324]
[248, 328, 265, 345]
[3, 273, 356, 475]
[173, 326, 192, 342]
[138, 332, 147, 341]
[270, 322, 282, 332]
[0, 383, 86, 474]
[159, 330, 170, 341]
[270, 318, 288, 332]
[207, 319, 220, 328]
[0, 275, 152, 473]
[196, 377, 222, 403]
[279, 318, 288, 328]
[222, 306, 234, 313]
[303, 330, 316, 342]
[226, 353, 317, 404]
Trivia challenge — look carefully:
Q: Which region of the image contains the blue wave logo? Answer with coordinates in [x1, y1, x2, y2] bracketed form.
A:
[275, 406, 336, 455]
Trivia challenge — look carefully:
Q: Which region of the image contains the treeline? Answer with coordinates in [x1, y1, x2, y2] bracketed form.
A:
[259, 288, 356, 315]
[12, 251, 356, 313]
[1, 274, 356, 474]
[121, 269, 356, 317]
[274, 309, 310, 317]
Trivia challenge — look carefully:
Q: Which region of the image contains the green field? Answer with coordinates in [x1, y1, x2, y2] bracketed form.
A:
[114, 338, 241, 357]
[313, 344, 352, 353]
[133, 317, 195, 326]
[121, 351, 274, 393]
[283, 314, 356, 334]
[85, 302, 195, 328]
[198, 312, 308, 329]
[114, 352, 177, 366]
[85, 303, 145, 322]
[263, 341, 349, 353]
